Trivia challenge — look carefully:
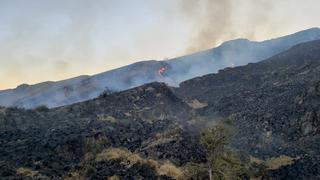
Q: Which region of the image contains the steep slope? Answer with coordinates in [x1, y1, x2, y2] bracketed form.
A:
[176, 40, 320, 179]
[0, 83, 205, 179]
[168, 27, 320, 82]
[0, 61, 168, 108]
[1, 40, 320, 179]
[1, 28, 320, 108]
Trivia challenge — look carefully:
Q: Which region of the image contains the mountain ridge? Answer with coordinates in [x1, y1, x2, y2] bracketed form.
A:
[1, 28, 320, 109]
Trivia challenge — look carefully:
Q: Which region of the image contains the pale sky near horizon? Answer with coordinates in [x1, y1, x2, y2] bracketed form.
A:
[0, 0, 320, 90]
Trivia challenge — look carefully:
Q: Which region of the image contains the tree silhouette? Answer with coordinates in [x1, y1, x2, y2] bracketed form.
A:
[200, 122, 245, 180]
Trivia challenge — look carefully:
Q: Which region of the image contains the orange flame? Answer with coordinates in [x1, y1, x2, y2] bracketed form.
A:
[158, 67, 166, 76]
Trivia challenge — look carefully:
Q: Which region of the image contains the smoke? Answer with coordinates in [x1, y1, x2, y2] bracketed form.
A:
[178, 0, 232, 53]
[177, 0, 277, 54]
[1, 0, 320, 90]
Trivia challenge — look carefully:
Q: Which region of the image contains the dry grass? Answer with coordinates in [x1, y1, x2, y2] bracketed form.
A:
[142, 130, 181, 149]
[16, 167, 39, 177]
[97, 115, 117, 123]
[186, 99, 208, 109]
[146, 136, 176, 148]
[95, 147, 186, 179]
[107, 175, 120, 180]
[158, 161, 185, 180]
[96, 148, 130, 162]
[250, 155, 296, 170]
[95, 147, 143, 167]
[127, 153, 143, 165]
[250, 156, 264, 164]
[265, 155, 296, 170]
[145, 159, 160, 169]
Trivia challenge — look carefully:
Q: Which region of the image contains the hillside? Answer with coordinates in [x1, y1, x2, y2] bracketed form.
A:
[0, 83, 206, 179]
[1, 28, 320, 109]
[176, 40, 320, 179]
[1, 40, 320, 179]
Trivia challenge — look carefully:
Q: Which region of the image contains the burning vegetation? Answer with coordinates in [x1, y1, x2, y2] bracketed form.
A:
[158, 67, 166, 77]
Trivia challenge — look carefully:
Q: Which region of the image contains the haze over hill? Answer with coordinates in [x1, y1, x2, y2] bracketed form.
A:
[1, 28, 320, 109]
[2, 0, 320, 90]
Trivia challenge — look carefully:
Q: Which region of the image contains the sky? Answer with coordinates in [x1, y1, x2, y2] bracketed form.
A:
[0, 0, 320, 90]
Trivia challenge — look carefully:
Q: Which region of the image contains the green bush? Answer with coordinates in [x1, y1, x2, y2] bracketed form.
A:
[199, 122, 247, 180]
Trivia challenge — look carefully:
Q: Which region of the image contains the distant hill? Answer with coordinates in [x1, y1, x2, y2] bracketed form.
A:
[1, 28, 320, 108]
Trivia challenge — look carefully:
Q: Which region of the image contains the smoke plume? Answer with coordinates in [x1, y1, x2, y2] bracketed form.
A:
[178, 0, 277, 54]
[178, 0, 232, 53]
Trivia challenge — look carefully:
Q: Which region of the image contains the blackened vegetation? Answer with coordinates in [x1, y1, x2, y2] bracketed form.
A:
[0, 83, 205, 179]
[1, 40, 320, 179]
[176, 40, 320, 179]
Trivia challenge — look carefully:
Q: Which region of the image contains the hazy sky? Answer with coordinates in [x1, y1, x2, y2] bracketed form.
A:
[0, 0, 320, 90]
